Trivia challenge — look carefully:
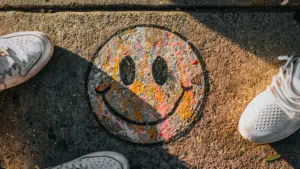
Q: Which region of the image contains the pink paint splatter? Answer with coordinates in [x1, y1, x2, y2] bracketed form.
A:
[175, 50, 184, 57]
[170, 41, 185, 48]
[135, 44, 141, 49]
[281, 0, 288, 5]
[158, 120, 175, 141]
[157, 102, 168, 117]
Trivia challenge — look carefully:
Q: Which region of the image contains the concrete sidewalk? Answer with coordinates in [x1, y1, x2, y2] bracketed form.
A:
[1, 11, 300, 169]
[1, 0, 300, 8]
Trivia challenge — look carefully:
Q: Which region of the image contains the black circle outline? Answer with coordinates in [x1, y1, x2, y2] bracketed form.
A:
[85, 24, 210, 144]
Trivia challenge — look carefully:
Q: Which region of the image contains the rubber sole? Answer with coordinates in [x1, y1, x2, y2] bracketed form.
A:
[46, 151, 130, 169]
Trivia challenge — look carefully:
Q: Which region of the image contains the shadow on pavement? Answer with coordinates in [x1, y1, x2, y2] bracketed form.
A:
[271, 130, 300, 169]
[0, 47, 190, 169]
[188, 12, 300, 59]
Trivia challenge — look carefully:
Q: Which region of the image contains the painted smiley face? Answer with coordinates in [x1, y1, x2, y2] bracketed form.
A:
[87, 26, 208, 144]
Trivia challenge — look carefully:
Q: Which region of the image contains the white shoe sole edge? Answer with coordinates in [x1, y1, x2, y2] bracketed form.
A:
[45, 151, 130, 169]
[80, 151, 130, 169]
[0, 31, 54, 90]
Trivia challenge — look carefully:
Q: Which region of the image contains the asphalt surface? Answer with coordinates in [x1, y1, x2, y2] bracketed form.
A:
[1, 8, 300, 169]
[1, 0, 300, 8]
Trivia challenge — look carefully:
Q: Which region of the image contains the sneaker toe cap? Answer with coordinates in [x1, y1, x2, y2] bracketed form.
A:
[238, 89, 297, 143]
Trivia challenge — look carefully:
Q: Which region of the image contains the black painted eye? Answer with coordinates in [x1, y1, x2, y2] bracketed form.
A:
[119, 56, 135, 85]
[152, 56, 168, 85]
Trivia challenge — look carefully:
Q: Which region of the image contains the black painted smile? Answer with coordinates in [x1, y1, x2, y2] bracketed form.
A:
[95, 84, 192, 126]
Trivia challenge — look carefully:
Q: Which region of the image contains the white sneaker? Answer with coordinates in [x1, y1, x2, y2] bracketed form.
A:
[46, 151, 130, 169]
[0, 31, 54, 91]
[239, 56, 300, 144]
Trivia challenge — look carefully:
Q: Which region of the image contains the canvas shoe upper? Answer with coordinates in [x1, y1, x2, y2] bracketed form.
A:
[0, 31, 53, 91]
[46, 151, 129, 169]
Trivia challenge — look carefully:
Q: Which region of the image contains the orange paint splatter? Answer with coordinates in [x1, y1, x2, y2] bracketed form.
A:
[148, 126, 158, 141]
[98, 101, 103, 118]
[177, 91, 194, 122]
[93, 94, 100, 109]
[133, 98, 142, 122]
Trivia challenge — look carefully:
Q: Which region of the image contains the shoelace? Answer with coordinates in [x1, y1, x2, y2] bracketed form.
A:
[0, 47, 9, 57]
[0, 38, 34, 78]
[0, 47, 22, 83]
[270, 55, 300, 118]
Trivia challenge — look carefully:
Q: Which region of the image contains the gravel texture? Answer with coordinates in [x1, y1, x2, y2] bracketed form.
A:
[1, 11, 300, 169]
[1, 0, 299, 8]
